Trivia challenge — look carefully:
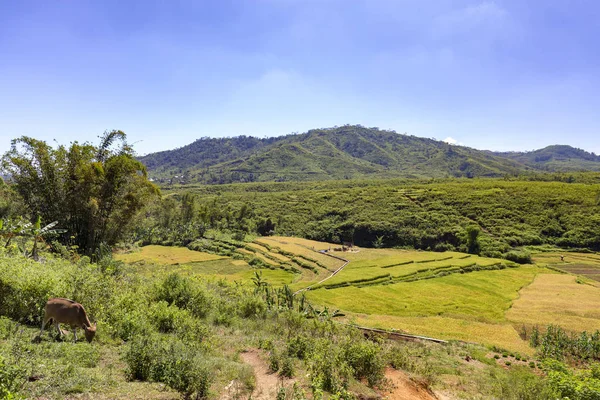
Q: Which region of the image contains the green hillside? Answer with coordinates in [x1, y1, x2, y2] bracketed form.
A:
[494, 145, 600, 172]
[139, 125, 540, 184]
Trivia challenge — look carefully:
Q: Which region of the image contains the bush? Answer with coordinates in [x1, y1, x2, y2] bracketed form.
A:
[287, 334, 311, 359]
[307, 339, 353, 394]
[125, 334, 213, 398]
[342, 340, 385, 387]
[280, 357, 295, 378]
[0, 355, 25, 400]
[269, 351, 280, 373]
[504, 250, 532, 264]
[237, 296, 266, 319]
[154, 274, 212, 319]
[487, 366, 557, 400]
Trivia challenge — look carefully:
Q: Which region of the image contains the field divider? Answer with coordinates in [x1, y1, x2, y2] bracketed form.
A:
[337, 323, 450, 344]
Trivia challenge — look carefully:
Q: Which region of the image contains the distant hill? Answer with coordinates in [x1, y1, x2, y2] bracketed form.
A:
[494, 145, 600, 172]
[138, 126, 599, 184]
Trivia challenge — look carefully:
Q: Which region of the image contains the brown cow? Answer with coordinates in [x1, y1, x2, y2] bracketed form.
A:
[39, 298, 96, 343]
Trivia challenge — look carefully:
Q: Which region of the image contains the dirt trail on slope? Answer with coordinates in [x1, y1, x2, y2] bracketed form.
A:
[378, 368, 438, 400]
[239, 349, 296, 400]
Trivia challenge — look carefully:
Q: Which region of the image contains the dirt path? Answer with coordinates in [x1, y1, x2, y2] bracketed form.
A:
[377, 368, 438, 400]
[294, 251, 349, 294]
[238, 350, 295, 400]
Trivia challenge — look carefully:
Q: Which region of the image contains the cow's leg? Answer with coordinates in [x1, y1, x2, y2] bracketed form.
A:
[55, 321, 64, 336]
[73, 327, 77, 342]
[39, 317, 49, 336]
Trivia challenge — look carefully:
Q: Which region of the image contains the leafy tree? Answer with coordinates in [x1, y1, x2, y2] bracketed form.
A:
[1, 131, 159, 255]
[466, 226, 481, 254]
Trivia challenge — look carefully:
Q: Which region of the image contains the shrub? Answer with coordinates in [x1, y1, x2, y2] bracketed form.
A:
[342, 340, 385, 387]
[287, 334, 311, 359]
[280, 357, 295, 378]
[154, 274, 194, 309]
[124, 334, 213, 399]
[504, 250, 532, 264]
[149, 301, 184, 333]
[307, 339, 353, 394]
[153, 274, 212, 319]
[0, 355, 25, 400]
[237, 296, 267, 319]
[487, 366, 557, 400]
[269, 351, 280, 373]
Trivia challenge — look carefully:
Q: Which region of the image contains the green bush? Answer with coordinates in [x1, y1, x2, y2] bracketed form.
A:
[486, 366, 557, 400]
[342, 340, 385, 387]
[124, 334, 213, 398]
[154, 274, 212, 319]
[269, 351, 280, 373]
[307, 339, 353, 394]
[287, 334, 311, 359]
[280, 357, 295, 378]
[0, 355, 25, 400]
[504, 250, 532, 264]
[237, 296, 267, 319]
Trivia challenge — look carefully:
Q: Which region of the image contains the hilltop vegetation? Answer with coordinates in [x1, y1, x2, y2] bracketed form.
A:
[148, 178, 600, 257]
[138, 125, 600, 184]
[496, 145, 600, 172]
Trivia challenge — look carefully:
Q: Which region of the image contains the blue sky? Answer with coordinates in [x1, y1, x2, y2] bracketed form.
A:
[1, 0, 598, 156]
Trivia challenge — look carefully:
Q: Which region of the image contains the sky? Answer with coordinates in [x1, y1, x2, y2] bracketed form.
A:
[0, 0, 599, 156]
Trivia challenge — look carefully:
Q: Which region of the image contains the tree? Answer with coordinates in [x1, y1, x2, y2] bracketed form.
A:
[1, 131, 159, 255]
[466, 226, 481, 254]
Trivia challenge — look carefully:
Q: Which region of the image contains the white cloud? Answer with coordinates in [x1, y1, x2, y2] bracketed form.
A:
[443, 136, 458, 144]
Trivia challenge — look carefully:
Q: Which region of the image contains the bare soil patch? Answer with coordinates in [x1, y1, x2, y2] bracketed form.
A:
[239, 349, 295, 400]
[377, 368, 437, 400]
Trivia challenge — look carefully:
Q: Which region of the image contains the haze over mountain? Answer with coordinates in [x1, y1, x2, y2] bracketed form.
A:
[139, 125, 600, 185]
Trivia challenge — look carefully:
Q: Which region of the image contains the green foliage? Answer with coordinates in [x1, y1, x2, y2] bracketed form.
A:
[1, 133, 159, 255]
[466, 226, 481, 254]
[0, 355, 25, 400]
[158, 178, 600, 253]
[484, 366, 558, 400]
[544, 360, 600, 400]
[504, 250, 532, 264]
[531, 325, 600, 362]
[124, 334, 213, 398]
[342, 340, 385, 387]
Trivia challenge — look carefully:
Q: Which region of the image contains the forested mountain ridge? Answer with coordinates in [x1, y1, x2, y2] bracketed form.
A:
[494, 145, 600, 172]
[138, 126, 600, 184]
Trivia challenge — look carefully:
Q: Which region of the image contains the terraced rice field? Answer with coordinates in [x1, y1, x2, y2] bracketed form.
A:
[533, 252, 600, 282]
[116, 240, 600, 353]
[256, 237, 344, 270]
[116, 244, 225, 264]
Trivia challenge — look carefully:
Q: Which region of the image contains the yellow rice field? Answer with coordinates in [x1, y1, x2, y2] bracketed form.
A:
[506, 274, 600, 332]
[116, 245, 225, 265]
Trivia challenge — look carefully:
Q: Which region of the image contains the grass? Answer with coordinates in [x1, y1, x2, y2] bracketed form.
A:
[0, 321, 180, 399]
[116, 245, 225, 265]
[307, 266, 540, 323]
[506, 274, 600, 332]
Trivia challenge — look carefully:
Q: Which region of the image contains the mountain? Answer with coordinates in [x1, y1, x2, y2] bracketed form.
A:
[494, 145, 600, 172]
[138, 125, 598, 184]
